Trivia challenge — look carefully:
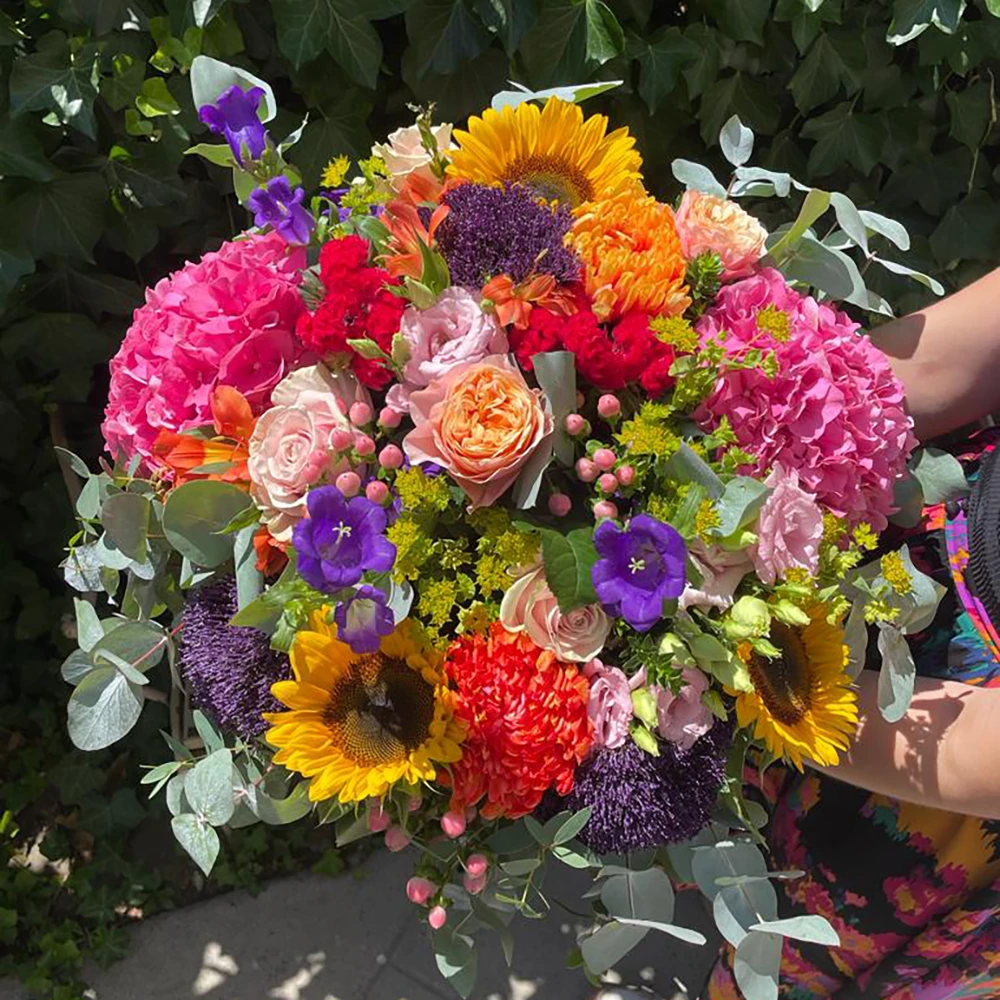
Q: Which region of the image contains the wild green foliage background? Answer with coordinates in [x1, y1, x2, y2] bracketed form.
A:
[2, 0, 999, 993]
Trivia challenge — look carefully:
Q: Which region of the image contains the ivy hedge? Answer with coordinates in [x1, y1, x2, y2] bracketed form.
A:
[2, 0, 999, 994]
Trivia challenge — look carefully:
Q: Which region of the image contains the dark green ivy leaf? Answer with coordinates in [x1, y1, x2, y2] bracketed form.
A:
[584, 0, 624, 64]
[701, 0, 773, 45]
[789, 31, 863, 112]
[888, 0, 966, 45]
[474, 0, 540, 54]
[945, 82, 992, 149]
[9, 172, 108, 262]
[405, 0, 490, 79]
[519, 0, 589, 86]
[929, 191, 1000, 264]
[800, 101, 884, 175]
[700, 72, 781, 145]
[629, 26, 699, 114]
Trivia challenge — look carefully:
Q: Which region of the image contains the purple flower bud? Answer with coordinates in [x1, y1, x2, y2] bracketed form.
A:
[248, 177, 315, 246]
[333, 584, 395, 653]
[198, 84, 268, 166]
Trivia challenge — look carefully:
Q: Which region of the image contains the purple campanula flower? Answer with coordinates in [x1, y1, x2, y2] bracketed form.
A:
[293, 485, 396, 593]
[248, 177, 315, 245]
[334, 584, 395, 653]
[198, 84, 268, 166]
[591, 514, 686, 632]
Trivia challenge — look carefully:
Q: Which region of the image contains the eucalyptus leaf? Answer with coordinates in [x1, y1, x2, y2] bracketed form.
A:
[74, 598, 103, 652]
[100, 492, 151, 563]
[876, 621, 915, 723]
[532, 351, 577, 466]
[61, 649, 95, 685]
[185, 749, 235, 826]
[734, 930, 782, 1000]
[749, 915, 840, 945]
[712, 478, 769, 538]
[691, 840, 768, 899]
[67, 665, 144, 751]
[713, 878, 778, 948]
[871, 255, 945, 295]
[580, 920, 648, 975]
[171, 813, 221, 876]
[670, 158, 727, 197]
[720, 114, 754, 166]
[829, 191, 869, 255]
[858, 210, 911, 251]
[248, 781, 312, 825]
[601, 867, 676, 925]
[768, 188, 831, 259]
[490, 79, 622, 111]
[613, 917, 708, 944]
[910, 447, 969, 505]
[162, 480, 253, 568]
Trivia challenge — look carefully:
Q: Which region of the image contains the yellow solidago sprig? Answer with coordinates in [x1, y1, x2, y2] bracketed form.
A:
[469, 509, 540, 596]
[394, 466, 454, 514]
[616, 401, 680, 459]
[321, 155, 351, 189]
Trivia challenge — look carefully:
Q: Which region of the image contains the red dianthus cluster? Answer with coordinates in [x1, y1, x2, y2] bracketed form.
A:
[444, 624, 593, 820]
[510, 307, 677, 397]
[295, 235, 405, 390]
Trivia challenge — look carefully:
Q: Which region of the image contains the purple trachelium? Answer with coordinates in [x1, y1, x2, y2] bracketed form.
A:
[535, 720, 733, 853]
[436, 183, 580, 288]
[198, 84, 268, 166]
[248, 177, 315, 245]
[334, 584, 395, 653]
[592, 514, 686, 632]
[292, 485, 396, 593]
[180, 575, 290, 739]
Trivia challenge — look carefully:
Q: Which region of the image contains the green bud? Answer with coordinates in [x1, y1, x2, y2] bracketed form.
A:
[630, 722, 660, 757]
[771, 599, 811, 628]
[658, 632, 695, 668]
[725, 595, 771, 640]
[701, 688, 729, 721]
[401, 278, 437, 312]
[346, 337, 389, 361]
[631, 687, 658, 730]
[390, 332, 413, 368]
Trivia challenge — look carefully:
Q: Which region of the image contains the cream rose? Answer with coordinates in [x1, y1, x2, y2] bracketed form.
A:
[247, 364, 371, 542]
[500, 566, 610, 663]
[372, 123, 454, 191]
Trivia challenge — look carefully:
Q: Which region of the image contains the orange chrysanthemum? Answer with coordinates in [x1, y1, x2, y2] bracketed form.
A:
[567, 193, 691, 322]
[444, 623, 593, 820]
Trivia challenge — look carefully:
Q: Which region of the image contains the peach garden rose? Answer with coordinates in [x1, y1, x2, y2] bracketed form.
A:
[402, 354, 554, 508]
[674, 189, 768, 280]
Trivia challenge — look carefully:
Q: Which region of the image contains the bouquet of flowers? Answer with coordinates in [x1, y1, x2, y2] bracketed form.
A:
[60, 59, 950, 1000]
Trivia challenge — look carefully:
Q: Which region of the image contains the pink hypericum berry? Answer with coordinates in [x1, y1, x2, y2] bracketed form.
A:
[406, 877, 435, 905]
[564, 413, 587, 436]
[548, 493, 572, 517]
[594, 501, 619, 520]
[379, 406, 403, 429]
[576, 458, 598, 483]
[597, 394, 621, 419]
[385, 826, 411, 852]
[465, 854, 489, 878]
[441, 810, 467, 839]
[598, 473, 619, 494]
[331, 427, 354, 451]
[336, 471, 362, 497]
[428, 905, 448, 930]
[593, 448, 617, 470]
[349, 401, 373, 426]
[355, 433, 376, 456]
[365, 480, 390, 505]
[379, 444, 404, 470]
[367, 802, 390, 832]
[617, 464, 636, 487]
[463, 871, 487, 896]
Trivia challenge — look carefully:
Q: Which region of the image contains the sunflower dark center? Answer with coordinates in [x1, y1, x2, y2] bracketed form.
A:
[502, 154, 593, 206]
[746, 622, 812, 727]
[324, 654, 436, 767]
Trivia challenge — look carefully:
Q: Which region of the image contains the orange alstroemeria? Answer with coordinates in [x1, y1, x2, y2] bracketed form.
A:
[152, 385, 255, 487]
[382, 199, 450, 280]
[481, 273, 579, 330]
[253, 525, 288, 578]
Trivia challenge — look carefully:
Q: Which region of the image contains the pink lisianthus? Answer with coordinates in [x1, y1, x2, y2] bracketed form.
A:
[679, 540, 753, 612]
[584, 659, 643, 750]
[247, 364, 371, 542]
[385, 288, 508, 412]
[499, 565, 610, 663]
[674, 190, 767, 280]
[694, 268, 915, 529]
[653, 667, 714, 751]
[103, 233, 307, 464]
[750, 465, 824, 585]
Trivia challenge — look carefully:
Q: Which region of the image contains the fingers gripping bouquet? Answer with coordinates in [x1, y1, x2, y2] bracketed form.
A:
[61, 62, 948, 1000]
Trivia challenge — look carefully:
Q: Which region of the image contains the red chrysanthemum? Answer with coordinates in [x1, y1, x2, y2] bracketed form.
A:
[296, 235, 405, 390]
[444, 624, 593, 820]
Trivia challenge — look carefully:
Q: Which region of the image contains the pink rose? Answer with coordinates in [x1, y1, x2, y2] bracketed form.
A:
[674, 190, 767, 280]
[386, 288, 507, 412]
[679, 540, 753, 612]
[403, 355, 554, 508]
[500, 566, 610, 663]
[654, 667, 714, 751]
[750, 464, 824, 585]
[584, 659, 639, 750]
[248, 364, 370, 541]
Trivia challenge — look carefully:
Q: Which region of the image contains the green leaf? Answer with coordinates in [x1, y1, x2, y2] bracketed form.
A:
[10, 173, 107, 262]
[749, 915, 839, 946]
[929, 192, 1000, 264]
[539, 526, 599, 613]
[789, 32, 863, 112]
[768, 188, 831, 258]
[0, 246, 35, 307]
[74, 598, 103, 653]
[800, 102, 883, 175]
[184, 143, 239, 168]
[601, 867, 676, 925]
[405, 0, 489, 79]
[664, 443, 725, 498]
[887, 0, 966, 45]
[701, 0, 772, 44]
[580, 921, 648, 975]
[9, 32, 99, 137]
[734, 930, 781, 1000]
[106, 145, 187, 208]
[552, 807, 592, 845]
[876, 622, 915, 722]
[520, 0, 588, 86]
[185, 749, 235, 825]
[136, 76, 182, 117]
[163, 480, 253, 568]
[475, 0, 539, 53]
[945, 83, 992, 148]
[0, 118, 56, 182]
[248, 781, 312, 825]
[171, 814, 221, 875]
[700, 72, 781, 145]
[329, 10, 383, 88]
[671, 159, 727, 197]
[584, 0, 623, 63]
[60, 0, 130, 34]
[101, 493, 151, 562]
[292, 98, 372, 188]
[192, 0, 228, 27]
[67, 665, 144, 751]
[630, 26, 698, 114]
[720, 115, 754, 167]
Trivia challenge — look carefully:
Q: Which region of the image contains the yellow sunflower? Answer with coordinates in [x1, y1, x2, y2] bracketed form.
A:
[446, 98, 644, 207]
[264, 612, 465, 803]
[734, 609, 858, 771]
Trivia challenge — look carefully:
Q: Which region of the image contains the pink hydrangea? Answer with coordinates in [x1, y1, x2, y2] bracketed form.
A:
[102, 233, 307, 464]
[694, 268, 915, 529]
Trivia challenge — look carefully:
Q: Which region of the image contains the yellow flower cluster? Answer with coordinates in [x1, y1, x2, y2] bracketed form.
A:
[880, 551, 913, 595]
[321, 155, 350, 189]
[756, 304, 791, 342]
[694, 499, 721, 541]
[387, 517, 435, 581]
[650, 314, 699, 353]
[394, 467, 454, 513]
[616, 402, 679, 458]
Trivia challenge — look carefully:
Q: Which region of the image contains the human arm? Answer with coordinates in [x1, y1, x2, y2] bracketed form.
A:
[874, 267, 1000, 442]
[817, 671, 1000, 820]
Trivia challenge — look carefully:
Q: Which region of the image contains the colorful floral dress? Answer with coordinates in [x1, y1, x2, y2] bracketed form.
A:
[706, 427, 1000, 1000]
